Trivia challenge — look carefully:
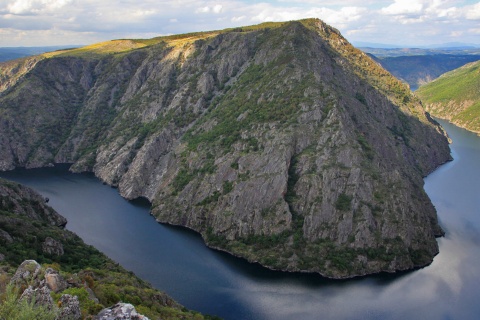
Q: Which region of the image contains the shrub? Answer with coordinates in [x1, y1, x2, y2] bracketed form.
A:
[0, 284, 57, 320]
[335, 193, 352, 211]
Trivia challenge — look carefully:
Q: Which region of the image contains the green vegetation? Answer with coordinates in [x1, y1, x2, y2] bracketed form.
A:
[335, 193, 352, 211]
[416, 60, 480, 133]
[0, 284, 57, 320]
[182, 63, 314, 153]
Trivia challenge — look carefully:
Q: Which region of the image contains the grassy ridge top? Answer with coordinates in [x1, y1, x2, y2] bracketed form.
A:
[43, 21, 294, 59]
[416, 60, 480, 133]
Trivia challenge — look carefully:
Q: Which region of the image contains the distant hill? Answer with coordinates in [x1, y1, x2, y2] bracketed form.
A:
[359, 46, 480, 56]
[416, 60, 480, 134]
[0, 46, 81, 62]
[369, 53, 480, 90]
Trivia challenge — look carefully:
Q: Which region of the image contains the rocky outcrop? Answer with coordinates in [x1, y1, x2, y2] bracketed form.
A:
[57, 295, 82, 320]
[20, 285, 55, 311]
[10, 260, 42, 287]
[44, 267, 68, 293]
[0, 19, 451, 278]
[96, 303, 149, 320]
[10, 261, 75, 317]
[0, 179, 67, 227]
[42, 237, 65, 256]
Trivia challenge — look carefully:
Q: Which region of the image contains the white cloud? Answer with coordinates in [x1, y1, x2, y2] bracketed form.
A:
[195, 4, 223, 14]
[308, 6, 367, 26]
[196, 6, 211, 13]
[5, 0, 72, 15]
[213, 4, 223, 13]
[465, 2, 480, 19]
[381, 0, 424, 15]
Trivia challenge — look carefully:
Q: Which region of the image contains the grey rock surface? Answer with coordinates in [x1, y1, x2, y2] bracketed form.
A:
[96, 303, 149, 320]
[57, 294, 82, 320]
[42, 237, 65, 256]
[44, 267, 68, 293]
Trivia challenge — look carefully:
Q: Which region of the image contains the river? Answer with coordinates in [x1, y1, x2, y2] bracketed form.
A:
[1, 119, 479, 320]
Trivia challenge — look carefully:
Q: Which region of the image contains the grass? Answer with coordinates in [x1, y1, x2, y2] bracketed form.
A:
[417, 60, 480, 132]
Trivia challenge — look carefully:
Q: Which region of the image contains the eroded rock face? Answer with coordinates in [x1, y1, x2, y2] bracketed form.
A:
[44, 267, 68, 293]
[0, 179, 67, 227]
[96, 303, 149, 320]
[9, 261, 80, 319]
[10, 260, 42, 287]
[0, 19, 451, 278]
[42, 237, 65, 256]
[20, 285, 55, 310]
[57, 294, 82, 320]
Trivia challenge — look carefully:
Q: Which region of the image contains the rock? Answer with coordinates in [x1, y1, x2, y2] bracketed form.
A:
[44, 268, 68, 293]
[86, 286, 100, 304]
[57, 294, 81, 320]
[10, 260, 42, 287]
[42, 237, 64, 256]
[0, 253, 4, 261]
[96, 303, 150, 320]
[0, 180, 67, 227]
[19, 285, 54, 310]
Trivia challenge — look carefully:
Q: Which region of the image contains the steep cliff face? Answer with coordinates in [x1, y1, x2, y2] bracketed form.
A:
[0, 19, 451, 278]
[0, 178, 66, 227]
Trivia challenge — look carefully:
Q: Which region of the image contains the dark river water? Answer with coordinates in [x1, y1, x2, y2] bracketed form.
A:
[1, 119, 480, 320]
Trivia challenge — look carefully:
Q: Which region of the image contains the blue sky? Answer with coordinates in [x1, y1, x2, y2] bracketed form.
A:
[0, 0, 479, 47]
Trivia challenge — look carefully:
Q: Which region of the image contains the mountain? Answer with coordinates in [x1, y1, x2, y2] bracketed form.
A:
[360, 47, 480, 91]
[0, 19, 451, 278]
[360, 47, 480, 58]
[370, 54, 480, 90]
[352, 42, 404, 49]
[416, 60, 480, 134]
[0, 178, 209, 319]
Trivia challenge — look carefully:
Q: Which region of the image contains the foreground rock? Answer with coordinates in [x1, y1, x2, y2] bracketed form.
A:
[0, 19, 451, 278]
[10, 260, 81, 319]
[96, 303, 149, 320]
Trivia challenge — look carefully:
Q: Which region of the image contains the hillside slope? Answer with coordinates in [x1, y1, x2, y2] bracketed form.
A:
[0, 178, 209, 319]
[0, 19, 451, 278]
[416, 60, 480, 134]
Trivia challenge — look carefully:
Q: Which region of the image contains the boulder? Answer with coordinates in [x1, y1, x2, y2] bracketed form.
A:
[44, 268, 68, 293]
[57, 294, 81, 320]
[10, 260, 42, 287]
[96, 303, 149, 320]
[42, 237, 64, 256]
[20, 285, 54, 310]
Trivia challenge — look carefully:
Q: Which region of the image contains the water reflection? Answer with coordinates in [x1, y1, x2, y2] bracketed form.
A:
[1, 119, 480, 319]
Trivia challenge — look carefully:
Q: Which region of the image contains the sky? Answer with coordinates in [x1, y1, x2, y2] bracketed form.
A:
[0, 0, 479, 47]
